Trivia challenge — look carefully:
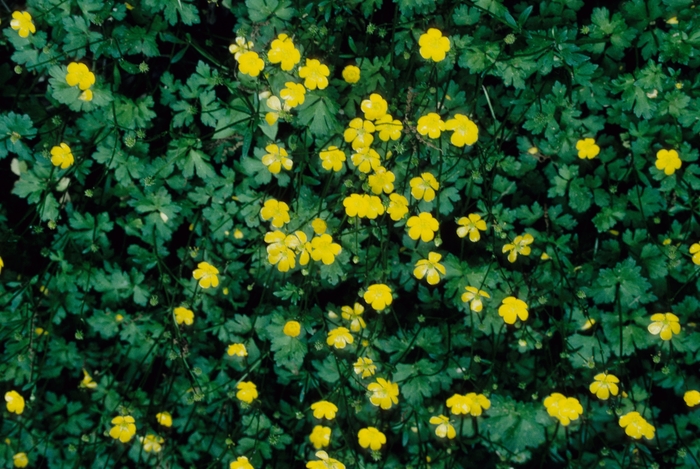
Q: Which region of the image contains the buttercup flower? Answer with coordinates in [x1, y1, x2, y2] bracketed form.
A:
[5, 391, 25, 415]
[456, 214, 487, 242]
[311, 234, 342, 265]
[410, 173, 439, 202]
[343, 194, 384, 219]
[66, 62, 96, 90]
[80, 369, 97, 389]
[361, 94, 388, 121]
[268, 33, 301, 71]
[341, 303, 366, 332]
[375, 114, 403, 141]
[446, 393, 491, 416]
[343, 118, 375, 150]
[354, 357, 377, 378]
[109, 415, 137, 443]
[690, 242, 700, 265]
[140, 434, 164, 453]
[684, 390, 700, 407]
[502, 233, 534, 263]
[11, 11, 36, 38]
[319, 146, 346, 172]
[236, 381, 258, 404]
[13, 453, 28, 468]
[358, 427, 386, 451]
[648, 313, 681, 340]
[227, 343, 248, 357]
[262, 144, 293, 174]
[351, 147, 381, 174]
[387, 194, 409, 221]
[298, 59, 330, 90]
[264, 95, 290, 125]
[656, 149, 681, 175]
[461, 286, 490, 312]
[230, 456, 254, 469]
[407, 212, 440, 242]
[79, 89, 93, 102]
[193, 261, 219, 288]
[283, 320, 301, 337]
[498, 297, 529, 324]
[156, 411, 172, 427]
[445, 114, 478, 147]
[0, 256, 4, 274]
[430, 415, 456, 439]
[306, 451, 345, 469]
[619, 411, 655, 439]
[368, 167, 395, 194]
[419, 28, 451, 62]
[280, 82, 306, 108]
[174, 306, 194, 325]
[544, 394, 583, 426]
[342, 65, 361, 84]
[368, 378, 399, 409]
[414, 252, 446, 285]
[417, 113, 446, 139]
[327, 327, 354, 349]
[366, 195, 385, 219]
[50, 143, 74, 169]
[589, 372, 620, 400]
[363, 284, 393, 310]
[311, 400, 338, 420]
[309, 425, 331, 449]
[576, 138, 600, 159]
[260, 199, 291, 228]
[229, 36, 253, 59]
[311, 218, 327, 235]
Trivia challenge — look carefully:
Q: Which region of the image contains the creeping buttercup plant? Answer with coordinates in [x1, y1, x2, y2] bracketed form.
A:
[2, 1, 700, 468]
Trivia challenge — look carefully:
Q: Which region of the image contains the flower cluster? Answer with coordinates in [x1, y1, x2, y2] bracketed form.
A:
[543, 394, 583, 426]
[446, 392, 491, 416]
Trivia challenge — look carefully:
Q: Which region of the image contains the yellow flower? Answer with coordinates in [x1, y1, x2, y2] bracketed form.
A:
[655, 149, 681, 175]
[684, 390, 700, 407]
[230, 456, 254, 469]
[140, 434, 164, 453]
[445, 114, 478, 147]
[368, 167, 395, 194]
[229, 36, 254, 59]
[66, 62, 96, 90]
[446, 392, 491, 416]
[351, 147, 381, 174]
[79, 89, 93, 102]
[375, 114, 403, 141]
[299, 59, 330, 90]
[327, 327, 354, 349]
[227, 343, 248, 357]
[341, 303, 366, 332]
[319, 146, 346, 172]
[387, 194, 409, 221]
[311, 400, 338, 419]
[410, 172, 439, 202]
[80, 369, 97, 389]
[264, 231, 299, 272]
[589, 372, 620, 400]
[365, 195, 385, 220]
[544, 393, 583, 426]
[414, 252, 446, 285]
[429, 415, 456, 439]
[406, 212, 439, 242]
[156, 411, 172, 427]
[311, 218, 327, 235]
[283, 320, 301, 337]
[268, 33, 301, 71]
[11, 11, 36, 38]
[0, 256, 4, 274]
[368, 378, 399, 410]
[264, 95, 290, 125]
[343, 118, 375, 150]
[502, 233, 534, 263]
[174, 306, 194, 325]
[690, 243, 700, 265]
[456, 214, 487, 242]
[306, 451, 345, 469]
[192, 261, 219, 288]
[358, 427, 386, 451]
[342, 65, 361, 84]
[361, 93, 388, 121]
[50, 143, 74, 169]
[13, 452, 28, 468]
[310, 234, 342, 265]
[648, 312, 681, 340]
[280, 82, 306, 108]
[619, 411, 655, 439]
[309, 425, 331, 449]
[576, 138, 600, 159]
[262, 144, 293, 174]
[461, 286, 490, 312]
[363, 284, 393, 311]
[498, 297, 529, 324]
[109, 415, 137, 443]
[5, 390, 25, 415]
[236, 381, 258, 404]
[260, 199, 291, 228]
[419, 28, 451, 62]
[343, 194, 369, 218]
[353, 357, 377, 378]
[416, 113, 445, 139]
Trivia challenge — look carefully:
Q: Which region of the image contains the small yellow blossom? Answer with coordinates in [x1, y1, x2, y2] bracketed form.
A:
[430, 415, 456, 439]
[498, 297, 529, 324]
[306, 451, 345, 469]
[690, 243, 700, 265]
[351, 147, 381, 174]
[361, 93, 388, 121]
[502, 233, 534, 262]
[368, 167, 395, 194]
[363, 284, 393, 311]
[230, 456, 254, 469]
[581, 318, 596, 330]
[299, 59, 330, 90]
[461, 286, 490, 312]
[79, 89, 93, 102]
[387, 194, 409, 221]
[66, 62, 95, 90]
[5, 391, 25, 415]
[410, 172, 439, 202]
[311, 219, 327, 235]
[174, 306, 194, 325]
[319, 146, 346, 172]
[310, 234, 342, 265]
[0, 256, 4, 274]
[283, 320, 302, 337]
[280, 82, 306, 108]
[311, 400, 338, 420]
[109, 415, 137, 443]
[309, 425, 331, 449]
[80, 369, 97, 389]
[344, 118, 375, 150]
[229, 36, 253, 59]
[407, 212, 440, 242]
[327, 327, 354, 349]
[619, 411, 655, 439]
[50, 143, 74, 169]
[456, 214, 487, 242]
[260, 199, 290, 228]
[262, 144, 293, 174]
[358, 427, 386, 451]
[268, 33, 301, 71]
[666, 16, 678, 24]
[264, 95, 290, 125]
[342, 65, 361, 84]
[227, 343, 248, 357]
[414, 252, 446, 285]
[140, 434, 164, 453]
[156, 411, 172, 427]
[236, 381, 258, 404]
[544, 393, 583, 426]
[446, 392, 491, 416]
[655, 149, 681, 175]
[193, 261, 219, 288]
[576, 138, 600, 159]
[368, 378, 399, 410]
[13, 452, 28, 468]
[11, 11, 36, 38]
[375, 114, 403, 141]
[648, 312, 681, 340]
[341, 303, 366, 332]
[419, 28, 451, 62]
[684, 390, 700, 407]
[589, 372, 620, 400]
[445, 114, 478, 147]
[353, 357, 377, 378]
[416, 113, 446, 139]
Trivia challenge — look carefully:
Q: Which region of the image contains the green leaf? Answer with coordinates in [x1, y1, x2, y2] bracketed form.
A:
[0, 112, 36, 159]
[296, 93, 341, 137]
[482, 395, 547, 454]
[588, 258, 656, 306]
[246, 0, 295, 22]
